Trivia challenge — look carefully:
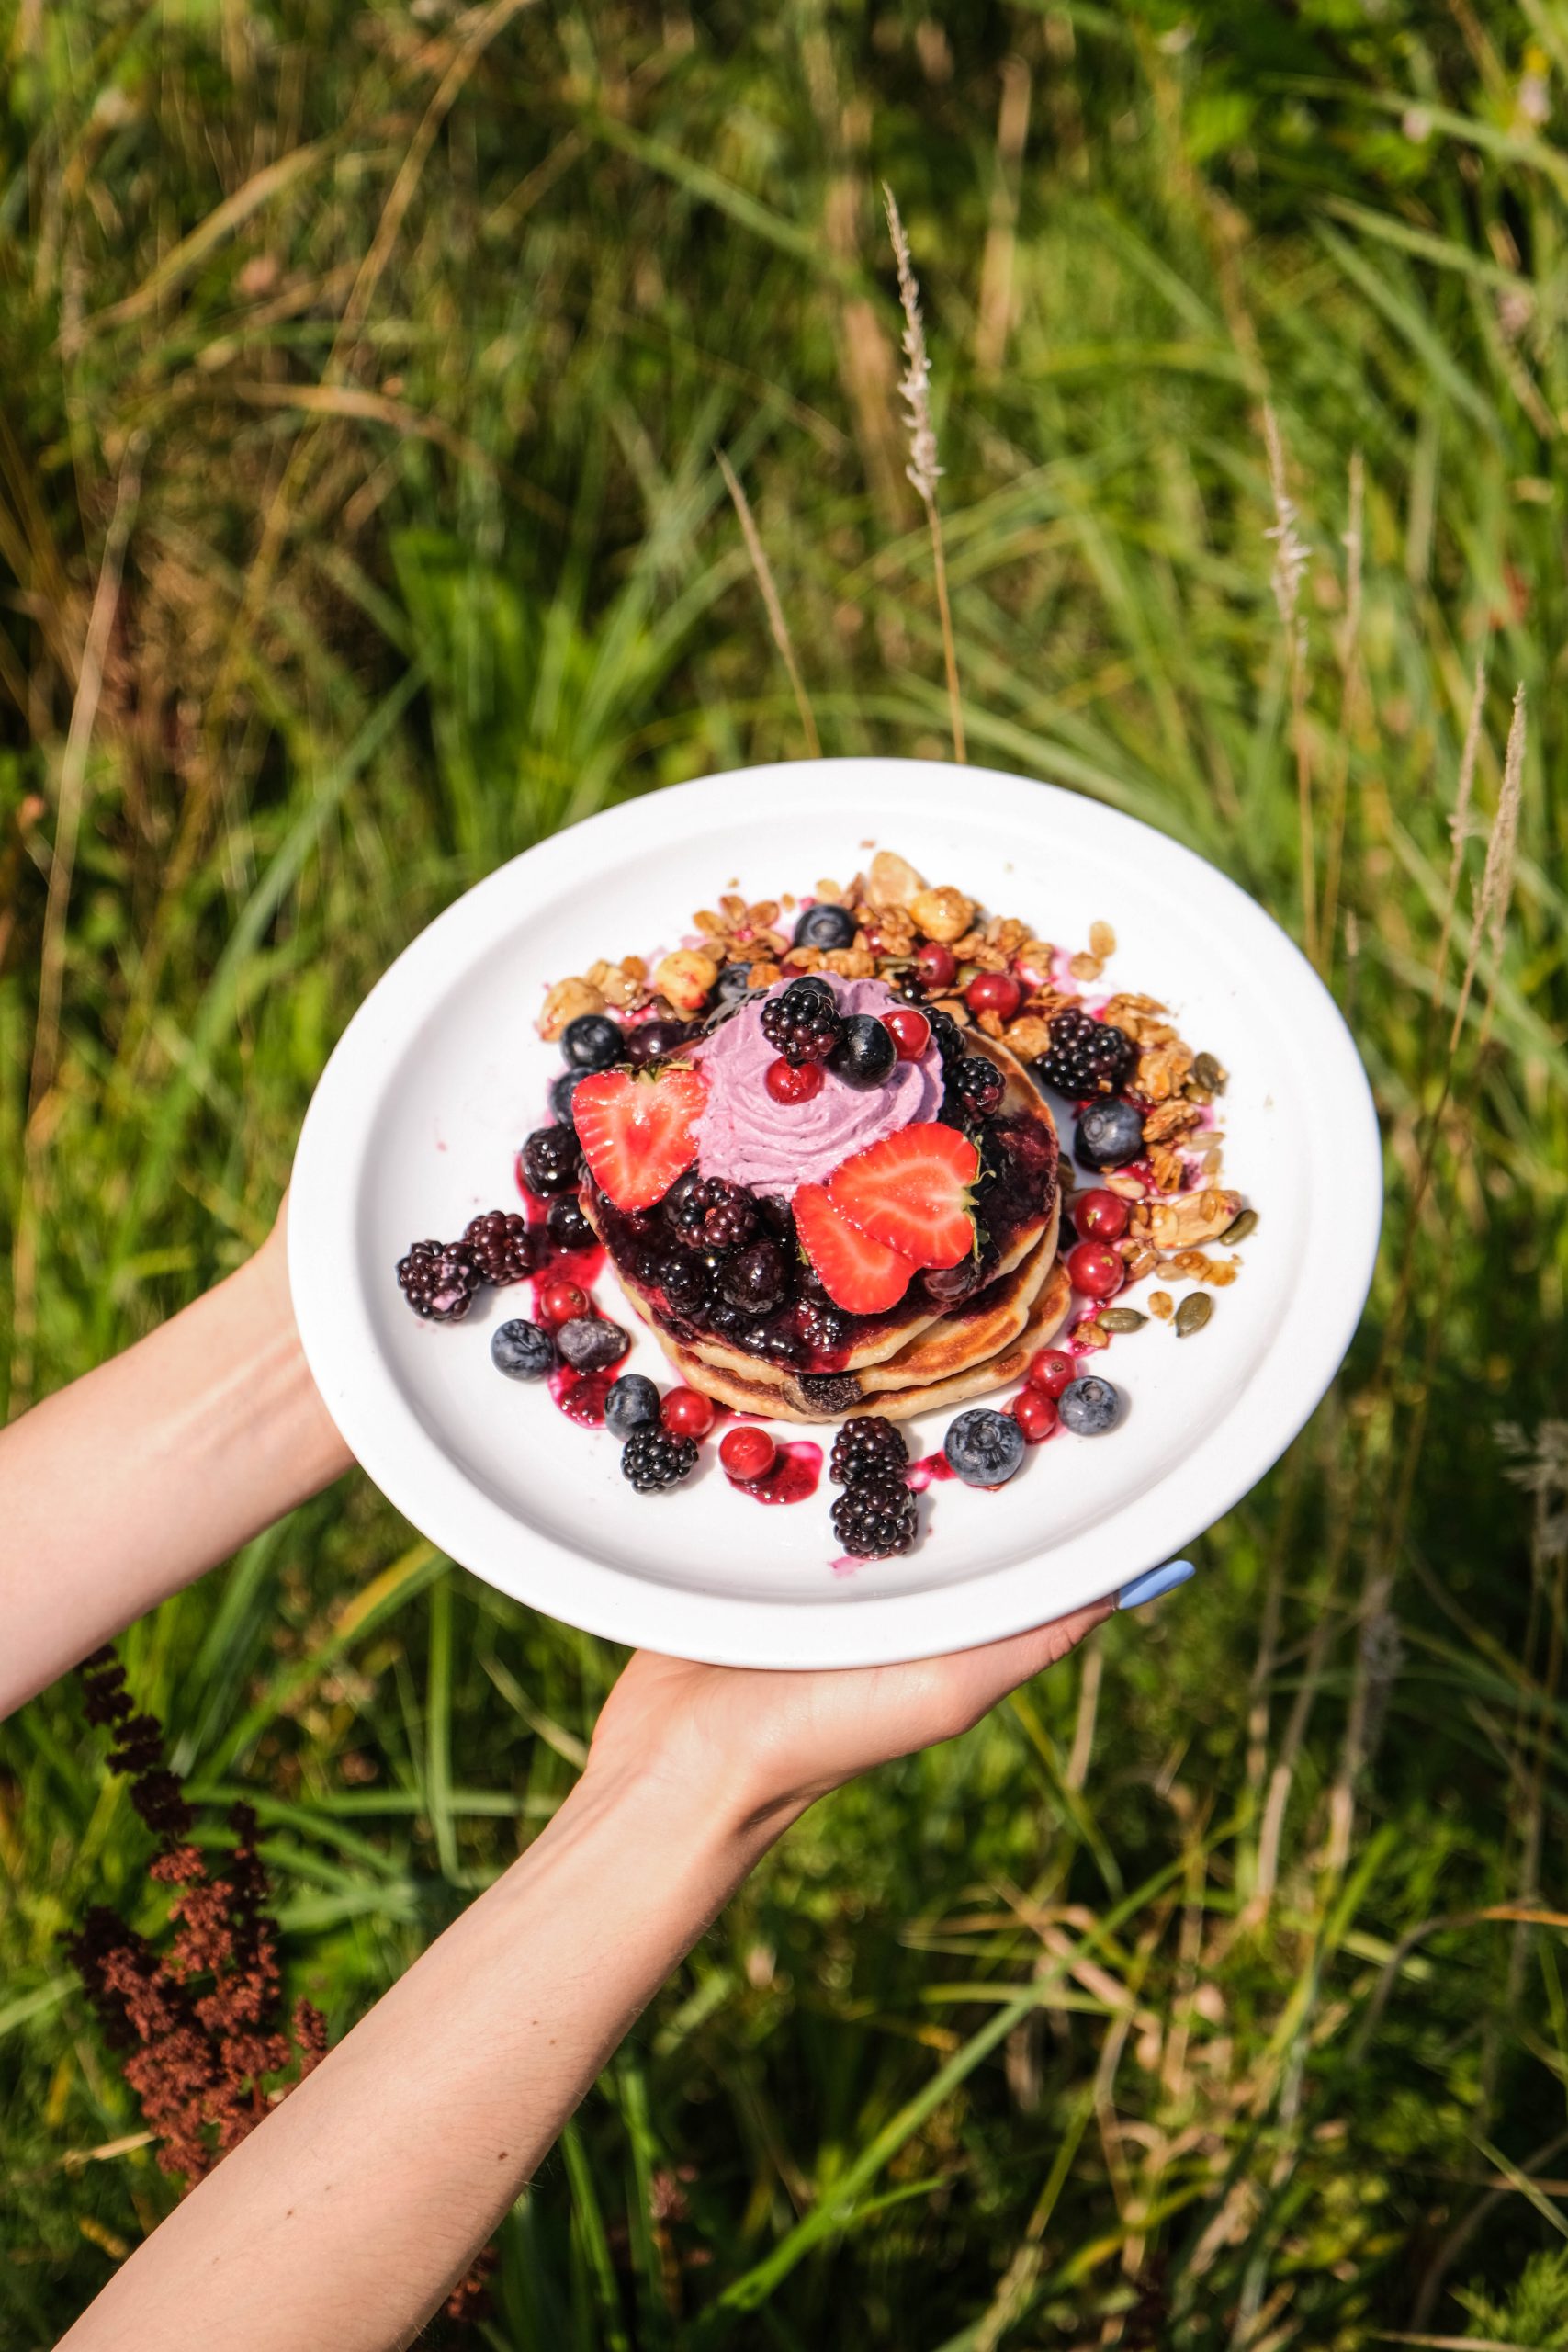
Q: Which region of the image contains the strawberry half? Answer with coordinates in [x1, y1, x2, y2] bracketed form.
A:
[571, 1065, 705, 1212]
[827, 1122, 980, 1270]
[795, 1182, 918, 1315]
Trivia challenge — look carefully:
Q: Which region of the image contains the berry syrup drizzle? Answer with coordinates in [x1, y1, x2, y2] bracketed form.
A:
[547, 1368, 614, 1427]
[905, 1452, 955, 1491]
[729, 1441, 822, 1507]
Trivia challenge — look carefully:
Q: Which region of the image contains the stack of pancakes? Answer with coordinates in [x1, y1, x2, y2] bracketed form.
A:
[589, 1035, 1071, 1423]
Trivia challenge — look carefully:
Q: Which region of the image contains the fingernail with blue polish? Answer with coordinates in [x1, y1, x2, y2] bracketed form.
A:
[1118, 1560, 1196, 1611]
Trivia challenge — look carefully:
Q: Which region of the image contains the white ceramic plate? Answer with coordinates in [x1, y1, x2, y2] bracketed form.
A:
[288, 759, 1381, 1668]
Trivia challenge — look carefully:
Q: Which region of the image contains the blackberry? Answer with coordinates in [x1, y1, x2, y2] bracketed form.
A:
[660, 1250, 710, 1315]
[463, 1210, 537, 1285]
[795, 1297, 852, 1362]
[661, 1169, 709, 1240]
[792, 902, 857, 951]
[397, 1239, 482, 1322]
[946, 1055, 1006, 1123]
[520, 1125, 582, 1196]
[721, 1238, 786, 1316]
[830, 1474, 919, 1559]
[546, 1196, 595, 1253]
[761, 978, 842, 1066]
[1034, 1006, 1135, 1101]
[829, 1416, 909, 1487]
[926, 1008, 966, 1068]
[703, 1183, 757, 1250]
[621, 1428, 699, 1493]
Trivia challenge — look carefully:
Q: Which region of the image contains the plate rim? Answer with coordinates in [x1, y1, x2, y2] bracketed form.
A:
[288, 756, 1382, 1668]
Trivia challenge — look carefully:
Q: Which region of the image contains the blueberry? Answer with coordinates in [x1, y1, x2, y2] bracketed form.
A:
[721, 1238, 787, 1317]
[491, 1319, 555, 1380]
[1073, 1100, 1145, 1171]
[1058, 1375, 1120, 1435]
[547, 1196, 594, 1253]
[829, 1013, 897, 1091]
[550, 1068, 592, 1127]
[715, 962, 754, 1003]
[792, 902, 857, 951]
[922, 1258, 983, 1306]
[625, 1017, 690, 1066]
[561, 1012, 624, 1071]
[604, 1373, 660, 1437]
[520, 1125, 581, 1195]
[944, 1407, 1026, 1487]
[557, 1316, 630, 1373]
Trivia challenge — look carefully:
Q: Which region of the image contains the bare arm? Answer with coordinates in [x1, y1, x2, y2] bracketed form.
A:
[0, 1219, 351, 1718]
[56, 1610, 1113, 2352]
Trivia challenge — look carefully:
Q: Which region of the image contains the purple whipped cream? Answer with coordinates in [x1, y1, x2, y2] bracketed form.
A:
[690, 974, 943, 1194]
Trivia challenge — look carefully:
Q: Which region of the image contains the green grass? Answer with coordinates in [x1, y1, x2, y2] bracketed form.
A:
[3, 3, 1567, 2345]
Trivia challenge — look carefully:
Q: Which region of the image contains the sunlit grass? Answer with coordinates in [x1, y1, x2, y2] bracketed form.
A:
[2, 5, 1566, 2346]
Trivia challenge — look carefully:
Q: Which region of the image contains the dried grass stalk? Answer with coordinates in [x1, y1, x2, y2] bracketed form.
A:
[1450, 681, 1524, 1055]
[1263, 404, 1314, 965]
[715, 447, 820, 759]
[883, 184, 965, 763]
[1430, 657, 1488, 1012]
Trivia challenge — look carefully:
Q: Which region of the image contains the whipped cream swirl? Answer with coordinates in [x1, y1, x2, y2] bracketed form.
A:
[690, 974, 943, 1194]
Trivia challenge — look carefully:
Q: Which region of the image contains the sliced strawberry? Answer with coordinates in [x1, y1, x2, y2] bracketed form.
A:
[827, 1122, 979, 1270]
[571, 1066, 705, 1212]
[795, 1182, 918, 1315]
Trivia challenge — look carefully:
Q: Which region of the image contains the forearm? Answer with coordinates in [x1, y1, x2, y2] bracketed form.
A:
[0, 1240, 351, 1716]
[60, 1758, 780, 2352]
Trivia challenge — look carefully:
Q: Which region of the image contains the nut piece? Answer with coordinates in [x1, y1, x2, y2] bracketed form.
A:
[1145, 1189, 1242, 1250]
[909, 885, 976, 943]
[1135, 1040, 1196, 1104]
[1089, 920, 1117, 959]
[867, 850, 925, 908]
[651, 950, 719, 1013]
[538, 977, 605, 1040]
[1147, 1289, 1175, 1321]
[1003, 1013, 1054, 1060]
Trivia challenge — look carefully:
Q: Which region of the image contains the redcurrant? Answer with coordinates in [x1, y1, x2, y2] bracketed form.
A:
[915, 940, 956, 989]
[765, 1056, 824, 1104]
[1010, 1388, 1059, 1444]
[1066, 1240, 1125, 1301]
[964, 970, 1022, 1022]
[1073, 1188, 1130, 1243]
[536, 1278, 588, 1328]
[719, 1424, 777, 1481]
[1027, 1348, 1076, 1398]
[882, 1007, 931, 1061]
[662, 1385, 716, 1441]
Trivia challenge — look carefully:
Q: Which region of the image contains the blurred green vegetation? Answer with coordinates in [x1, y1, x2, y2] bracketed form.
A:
[2, 2, 1566, 2345]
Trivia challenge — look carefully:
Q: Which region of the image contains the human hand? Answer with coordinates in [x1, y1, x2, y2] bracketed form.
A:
[588, 1597, 1116, 1838]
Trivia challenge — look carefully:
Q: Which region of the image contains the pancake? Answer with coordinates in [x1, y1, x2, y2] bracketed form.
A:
[631, 1263, 1073, 1424]
[585, 1029, 1061, 1386]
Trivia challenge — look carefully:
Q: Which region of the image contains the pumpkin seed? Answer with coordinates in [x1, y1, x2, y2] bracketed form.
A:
[1097, 1307, 1148, 1333]
[1175, 1292, 1213, 1339]
[1218, 1208, 1258, 1246]
[1192, 1050, 1227, 1094]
